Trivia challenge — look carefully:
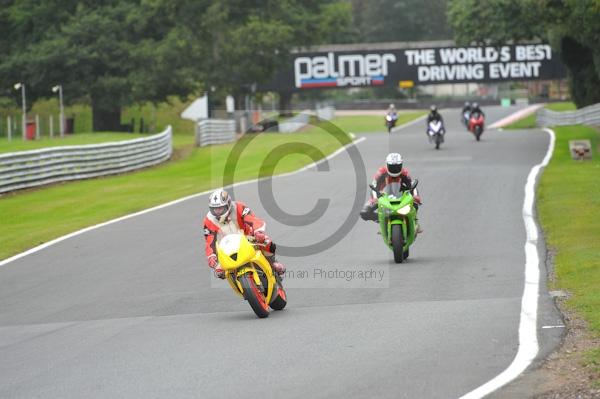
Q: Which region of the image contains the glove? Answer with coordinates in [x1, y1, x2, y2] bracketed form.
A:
[214, 264, 225, 279]
[413, 195, 422, 205]
[207, 254, 218, 269]
[253, 231, 266, 243]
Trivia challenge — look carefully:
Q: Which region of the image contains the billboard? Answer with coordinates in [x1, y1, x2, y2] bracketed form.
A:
[261, 43, 568, 91]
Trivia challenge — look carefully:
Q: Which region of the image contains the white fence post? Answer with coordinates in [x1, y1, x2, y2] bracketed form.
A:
[7, 116, 12, 142]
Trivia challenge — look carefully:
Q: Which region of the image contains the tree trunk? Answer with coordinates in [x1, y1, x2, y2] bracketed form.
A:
[278, 91, 293, 117]
[92, 96, 122, 132]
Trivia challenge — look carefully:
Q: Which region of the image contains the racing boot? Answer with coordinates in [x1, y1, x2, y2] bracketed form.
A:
[267, 256, 286, 278]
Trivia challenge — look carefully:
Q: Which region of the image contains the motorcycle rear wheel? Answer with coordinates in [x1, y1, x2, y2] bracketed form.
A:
[391, 224, 404, 263]
[241, 272, 270, 318]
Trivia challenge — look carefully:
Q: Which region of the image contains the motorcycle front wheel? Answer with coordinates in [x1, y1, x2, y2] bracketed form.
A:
[241, 272, 270, 318]
[476, 126, 482, 141]
[391, 224, 405, 263]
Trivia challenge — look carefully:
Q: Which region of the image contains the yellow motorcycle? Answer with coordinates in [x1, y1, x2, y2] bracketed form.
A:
[216, 233, 287, 318]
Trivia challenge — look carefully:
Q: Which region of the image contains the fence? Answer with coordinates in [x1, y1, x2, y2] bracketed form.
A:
[537, 103, 600, 126]
[278, 113, 311, 133]
[196, 119, 236, 147]
[0, 126, 172, 194]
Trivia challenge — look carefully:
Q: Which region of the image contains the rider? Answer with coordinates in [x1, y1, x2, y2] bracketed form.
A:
[386, 103, 398, 120]
[203, 189, 286, 279]
[426, 105, 445, 140]
[470, 102, 485, 118]
[462, 101, 472, 114]
[360, 153, 422, 232]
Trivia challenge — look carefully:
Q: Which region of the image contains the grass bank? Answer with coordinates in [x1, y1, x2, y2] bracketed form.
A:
[0, 124, 351, 260]
[506, 101, 576, 129]
[538, 124, 600, 375]
[330, 111, 425, 133]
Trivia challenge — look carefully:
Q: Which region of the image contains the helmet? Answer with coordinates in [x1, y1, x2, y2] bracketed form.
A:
[464, 101, 470, 107]
[472, 102, 479, 109]
[209, 189, 232, 223]
[389, 103, 396, 109]
[430, 105, 438, 113]
[386, 153, 403, 177]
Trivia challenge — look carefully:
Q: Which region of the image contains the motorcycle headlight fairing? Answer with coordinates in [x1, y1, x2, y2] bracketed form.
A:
[397, 205, 411, 215]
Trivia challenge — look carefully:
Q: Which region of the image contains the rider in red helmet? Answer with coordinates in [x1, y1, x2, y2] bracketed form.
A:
[203, 189, 286, 279]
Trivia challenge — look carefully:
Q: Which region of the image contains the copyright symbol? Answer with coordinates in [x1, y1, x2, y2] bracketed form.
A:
[222, 114, 366, 257]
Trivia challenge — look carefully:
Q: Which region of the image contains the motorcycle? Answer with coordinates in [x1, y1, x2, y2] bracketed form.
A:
[216, 233, 287, 318]
[385, 113, 397, 133]
[461, 110, 471, 126]
[468, 112, 485, 141]
[427, 120, 445, 150]
[369, 180, 419, 263]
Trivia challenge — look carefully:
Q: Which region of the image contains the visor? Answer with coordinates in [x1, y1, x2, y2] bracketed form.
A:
[387, 163, 402, 176]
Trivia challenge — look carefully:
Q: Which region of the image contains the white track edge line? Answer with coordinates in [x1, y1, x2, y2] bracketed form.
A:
[0, 136, 367, 267]
[458, 128, 555, 399]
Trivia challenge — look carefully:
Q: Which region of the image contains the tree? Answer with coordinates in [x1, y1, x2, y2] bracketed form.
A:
[447, 0, 600, 107]
[0, 1, 201, 131]
[353, 0, 453, 43]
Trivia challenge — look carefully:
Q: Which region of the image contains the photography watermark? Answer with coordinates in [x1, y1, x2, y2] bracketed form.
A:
[210, 264, 390, 289]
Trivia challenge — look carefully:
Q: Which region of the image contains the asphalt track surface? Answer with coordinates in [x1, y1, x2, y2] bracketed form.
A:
[0, 106, 563, 398]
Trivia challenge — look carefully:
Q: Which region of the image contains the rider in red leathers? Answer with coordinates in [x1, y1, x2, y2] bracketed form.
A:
[204, 189, 286, 279]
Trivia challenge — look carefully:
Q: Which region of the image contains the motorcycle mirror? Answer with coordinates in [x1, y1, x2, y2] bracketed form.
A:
[411, 179, 419, 189]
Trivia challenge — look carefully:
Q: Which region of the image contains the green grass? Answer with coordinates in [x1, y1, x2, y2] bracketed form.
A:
[505, 101, 576, 129]
[0, 132, 149, 154]
[538, 124, 600, 373]
[0, 125, 350, 260]
[330, 111, 426, 133]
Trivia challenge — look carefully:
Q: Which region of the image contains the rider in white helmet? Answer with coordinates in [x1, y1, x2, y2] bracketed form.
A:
[203, 189, 286, 279]
[360, 153, 422, 232]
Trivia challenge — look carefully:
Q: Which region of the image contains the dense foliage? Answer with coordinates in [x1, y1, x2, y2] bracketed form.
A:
[448, 0, 600, 107]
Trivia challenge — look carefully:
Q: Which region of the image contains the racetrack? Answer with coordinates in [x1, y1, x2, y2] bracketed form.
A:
[0, 106, 562, 398]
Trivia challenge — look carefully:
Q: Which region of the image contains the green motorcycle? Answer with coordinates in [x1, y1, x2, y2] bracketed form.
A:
[369, 180, 419, 263]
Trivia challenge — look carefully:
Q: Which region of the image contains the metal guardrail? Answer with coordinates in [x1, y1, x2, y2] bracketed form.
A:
[196, 119, 236, 147]
[0, 126, 172, 194]
[537, 103, 600, 126]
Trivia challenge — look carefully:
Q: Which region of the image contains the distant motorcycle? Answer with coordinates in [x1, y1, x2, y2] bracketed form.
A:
[461, 110, 471, 126]
[468, 112, 485, 141]
[427, 120, 445, 150]
[385, 113, 398, 133]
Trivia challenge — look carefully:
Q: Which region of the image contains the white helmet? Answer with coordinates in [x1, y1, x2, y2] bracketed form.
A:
[208, 189, 232, 223]
[386, 153, 403, 177]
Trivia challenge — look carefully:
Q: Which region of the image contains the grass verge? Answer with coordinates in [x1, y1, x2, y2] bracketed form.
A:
[538, 124, 600, 375]
[0, 124, 351, 260]
[505, 101, 576, 130]
[330, 111, 426, 133]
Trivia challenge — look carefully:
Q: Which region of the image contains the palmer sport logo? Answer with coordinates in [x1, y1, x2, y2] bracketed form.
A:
[294, 52, 396, 89]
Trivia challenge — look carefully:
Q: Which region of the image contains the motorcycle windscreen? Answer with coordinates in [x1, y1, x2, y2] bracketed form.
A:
[383, 182, 403, 199]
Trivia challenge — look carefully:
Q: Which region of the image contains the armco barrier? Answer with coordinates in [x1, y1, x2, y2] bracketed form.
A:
[196, 119, 236, 147]
[0, 126, 172, 194]
[537, 103, 600, 127]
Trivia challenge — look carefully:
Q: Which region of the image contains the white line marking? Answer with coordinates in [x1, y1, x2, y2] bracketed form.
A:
[0, 137, 367, 267]
[541, 325, 565, 329]
[459, 128, 555, 399]
[488, 104, 545, 129]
